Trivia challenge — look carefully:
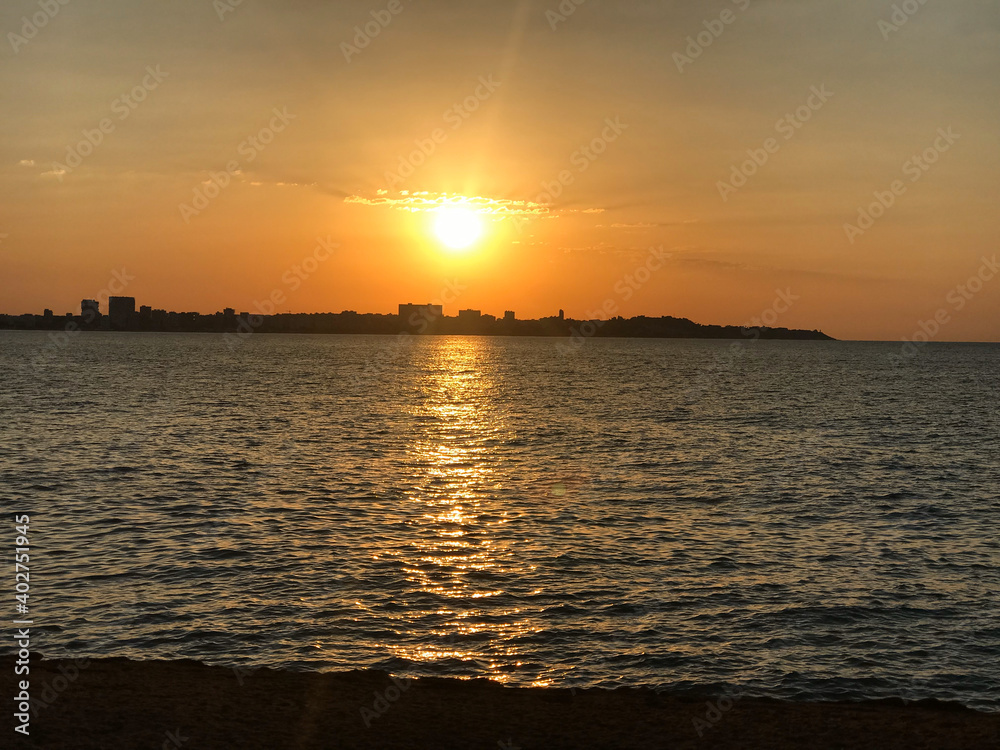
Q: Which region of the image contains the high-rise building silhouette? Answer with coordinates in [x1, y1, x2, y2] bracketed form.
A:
[109, 296, 136, 330]
[399, 303, 443, 323]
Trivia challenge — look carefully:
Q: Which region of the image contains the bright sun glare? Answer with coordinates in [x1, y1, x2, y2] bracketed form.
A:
[434, 206, 483, 251]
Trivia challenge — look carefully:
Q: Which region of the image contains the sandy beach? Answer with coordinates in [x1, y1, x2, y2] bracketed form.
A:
[4, 656, 997, 749]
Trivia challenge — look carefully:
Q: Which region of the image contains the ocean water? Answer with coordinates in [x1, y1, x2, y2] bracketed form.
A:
[1, 332, 998, 711]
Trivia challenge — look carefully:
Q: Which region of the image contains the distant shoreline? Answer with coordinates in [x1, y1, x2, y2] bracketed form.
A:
[0, 329, 836, 340]
[0, 311, 835, 341]
[3, 656, 996, 749]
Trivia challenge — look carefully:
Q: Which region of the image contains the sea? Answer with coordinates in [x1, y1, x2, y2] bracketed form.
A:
[1, 332, 998, 711]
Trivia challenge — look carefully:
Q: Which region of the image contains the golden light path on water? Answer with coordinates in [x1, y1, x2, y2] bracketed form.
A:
[374, 338, 546, 685]
[5, 333, 1000, 708]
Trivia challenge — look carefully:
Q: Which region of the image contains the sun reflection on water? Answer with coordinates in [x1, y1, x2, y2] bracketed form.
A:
[382, 338, 537, 681]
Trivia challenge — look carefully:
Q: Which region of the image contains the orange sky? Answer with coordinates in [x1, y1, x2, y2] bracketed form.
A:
[0, 0, 997, 341]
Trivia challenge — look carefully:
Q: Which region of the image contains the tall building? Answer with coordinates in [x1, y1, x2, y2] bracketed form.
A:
[458, 309, 482, 321]
[504, 310, 516, 322]
[109, 296, 136, 330]
[399, 303, 443, 324]
[81, 299, 100, 319]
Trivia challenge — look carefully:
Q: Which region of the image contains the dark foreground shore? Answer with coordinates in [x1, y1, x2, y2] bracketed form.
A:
[3, 657, 997, 749]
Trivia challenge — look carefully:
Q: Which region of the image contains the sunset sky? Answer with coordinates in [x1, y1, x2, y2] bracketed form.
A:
[1, 0, 997, 341]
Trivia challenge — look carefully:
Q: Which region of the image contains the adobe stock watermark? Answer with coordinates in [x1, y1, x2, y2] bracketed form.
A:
[843, 127, 959, 244]
[7, 0, 72, 54]
[680, 289, 800, 404]
[692, 685, 745, 737]
[213, 0, 245, 22]
[878, 0, 932, 41]
[360, 675, 413, 728]
[512, 115, 627, 233]
[178, 106, 295, 222]
[889, 254, 998, 363]
[49, 66, 168, 181]
[25, 659, 92, 722]
[556, 244, 670, 354]
[159, 728, 189, 750]
[352, 277, 467, 386]
[717, 85, 833, 202]
[341, 0, 407, 63]
[224, 236, 338, 349]
[673, 0, 752, 73]
[384, 75, 501, 188]
[546, 0, 588, 31]
[18, 268, 135, 375]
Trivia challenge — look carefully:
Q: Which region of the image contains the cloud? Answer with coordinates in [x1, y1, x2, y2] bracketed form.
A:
[18, 160, 35, 167]
[343, 192, 613, 225]
[344, 190, 551, 218]
[248, 180, 309, 188]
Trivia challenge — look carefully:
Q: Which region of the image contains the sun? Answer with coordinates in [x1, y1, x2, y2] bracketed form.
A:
[433, 206, 483, 251]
